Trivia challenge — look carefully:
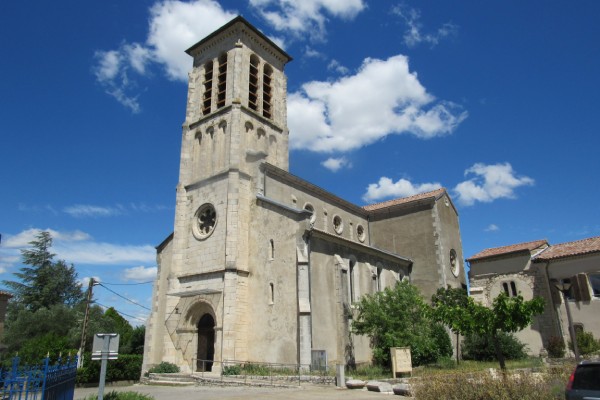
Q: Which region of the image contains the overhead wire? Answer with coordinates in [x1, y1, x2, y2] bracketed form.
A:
[95, 301, 147, 323]
[95, 282, 151, 311]
[99, 281, 154, 286]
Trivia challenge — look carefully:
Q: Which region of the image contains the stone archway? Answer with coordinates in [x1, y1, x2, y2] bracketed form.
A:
[197, 313, 215, 372]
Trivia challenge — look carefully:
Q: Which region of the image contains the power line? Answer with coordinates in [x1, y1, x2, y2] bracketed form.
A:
[95, 282, 151, 311]
[100, 281, 154, 286]
[95, 301, 147, 323]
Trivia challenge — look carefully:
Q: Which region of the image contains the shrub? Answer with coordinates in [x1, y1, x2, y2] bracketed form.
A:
[222, 364, 241, 375]
[77, 354, 143, 384]
[462, 332, 527, 362]
[431, 323, 453, 359]
[148, 361, 179, 374]
[84, 391, 154, 400]
[572, 330, 600, 355]
[546, 336, 565, 358]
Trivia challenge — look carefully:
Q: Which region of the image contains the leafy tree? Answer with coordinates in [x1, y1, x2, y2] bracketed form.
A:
[462, 331, 528, 361]
[104, 307, 134, 353]
[430, 286, 475, 363]
[352, 280, 449, 367]
[430, 289, 544, 370]
[128, 325, 146, 355]
[3, 231, 84, 310]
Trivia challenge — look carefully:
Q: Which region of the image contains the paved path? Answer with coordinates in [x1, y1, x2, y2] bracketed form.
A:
[75, 384, 388, 400]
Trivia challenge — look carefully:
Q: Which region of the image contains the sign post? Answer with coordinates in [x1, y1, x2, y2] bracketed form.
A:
[91, 333, 119, 400]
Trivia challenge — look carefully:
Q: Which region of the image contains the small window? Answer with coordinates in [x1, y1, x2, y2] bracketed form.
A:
[262, 64, 273, 119]
[333, 215, 343, 235]
[357, 224, 366, 243]
[248, 54, 259, 112]
[216, 53, 227, 109]
[303, 203, 316, 224]
[269, 282, 274, 304]
[192, 203, 217, 240]
[502, 282, 509, 296]
[269, 239, 274, 260]
[589, 273, 600, 298]
[510, 281, 517, 297]
[201, 61, 213, 115]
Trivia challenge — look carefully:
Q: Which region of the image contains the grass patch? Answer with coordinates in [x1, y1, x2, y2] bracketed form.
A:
[84, 391, 154, 400]
[412, 357, 545, 377]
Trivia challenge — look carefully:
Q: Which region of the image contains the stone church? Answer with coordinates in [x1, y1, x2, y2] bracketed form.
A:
[142, 16, 466, 374]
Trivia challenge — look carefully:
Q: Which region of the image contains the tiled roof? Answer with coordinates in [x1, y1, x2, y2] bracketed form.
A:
[467, 239, 548, 262]
[534, 236, 600, 261]
[363, 188, 447, 211]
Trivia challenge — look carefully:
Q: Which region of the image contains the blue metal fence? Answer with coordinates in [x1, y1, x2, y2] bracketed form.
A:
[0, 355, 78, 400]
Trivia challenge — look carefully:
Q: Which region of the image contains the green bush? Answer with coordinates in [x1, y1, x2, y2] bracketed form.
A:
[572, 330, 600, 355]
[462, 332, 527, 362]
[77, 354, 143, 384]
[84, 391, 154, 400]
[222, 364, 242, 375]
[431, 323, 453, 359]
[546, 336, 565, 358]
[147, 361, 180, 374]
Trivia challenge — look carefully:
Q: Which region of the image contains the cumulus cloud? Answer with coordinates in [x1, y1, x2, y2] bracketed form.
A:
[93, 0, 237, 111]
[249, 0, 365, 40]
[288, 55, 467, 153]
[0, 228, 156, 271]
[363, 177, 442, 202]
[453, 163, 534, 206]
[321, 156, 350, 172]
[123, 266, 158, 282]
[485, 224, 500, 232]
[391, 5, 458, 48]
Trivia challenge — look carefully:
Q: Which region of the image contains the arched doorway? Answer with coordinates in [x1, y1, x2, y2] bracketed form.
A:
[197, 313, 215, 372]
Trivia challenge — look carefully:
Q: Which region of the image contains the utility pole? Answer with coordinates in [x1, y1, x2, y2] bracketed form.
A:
[78, 277, 95, 368]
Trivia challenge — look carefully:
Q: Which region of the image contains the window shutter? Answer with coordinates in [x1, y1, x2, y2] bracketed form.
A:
[577, 273, 592, 301]
[570, 275, 581, 301]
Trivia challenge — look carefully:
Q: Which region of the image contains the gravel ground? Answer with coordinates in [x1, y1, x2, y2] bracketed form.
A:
[75, 383, 390, 400]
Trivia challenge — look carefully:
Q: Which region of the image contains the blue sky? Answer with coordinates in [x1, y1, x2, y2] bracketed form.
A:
[1, 0, 599, 325]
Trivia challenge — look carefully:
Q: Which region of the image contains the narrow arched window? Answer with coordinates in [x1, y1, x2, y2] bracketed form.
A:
[216, 53, 227, 109]
[202, 61, 213, 115]
[262, 64, 273, 119]
[349, 259, 356, 302]
[269, 282, 275, 304]
[248, 54, 259, 112]
[269, 239, 274, 260]
[510, 281, 517, 297]
[502, 282, 509, 296]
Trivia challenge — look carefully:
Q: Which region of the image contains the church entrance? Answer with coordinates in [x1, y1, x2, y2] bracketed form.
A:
[196, 313, 215, 372]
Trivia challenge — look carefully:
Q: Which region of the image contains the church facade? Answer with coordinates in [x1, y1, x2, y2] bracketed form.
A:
[142, 16, 466, 374]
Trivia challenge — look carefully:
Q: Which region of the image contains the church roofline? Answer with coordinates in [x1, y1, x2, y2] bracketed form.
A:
[185, 15, 293, 63]
[156, 232, 174, 252]
[262, 163, 368, 216]
[363, 188, 459, 216]
[309, 228, 413, 266]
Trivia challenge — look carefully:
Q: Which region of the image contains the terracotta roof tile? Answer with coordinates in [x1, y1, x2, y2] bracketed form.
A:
[534, 236, 600, 261]
[363, 188, 447, 211]
[467, 239, 548, 262]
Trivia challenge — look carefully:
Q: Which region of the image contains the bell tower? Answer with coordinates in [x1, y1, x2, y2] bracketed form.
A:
[179, 16, 292, 187]
[150, 17, 293, 371]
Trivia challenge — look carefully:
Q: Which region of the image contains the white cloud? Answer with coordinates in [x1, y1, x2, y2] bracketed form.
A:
[363, 177, 442, 202]
[0, 228, 156, 271]
[288, 55, 467, 153]
[93, 0, 237, 111]
[453, 163, 534, 206]
[391, 5, 458, 48]
[485, 224, 500, 232]
[249, 0, 365, 40]
[80, 276, 101, 288]
[64, 204, 124, 218]
[327, 59, 349, 75]
[123, 266, 158, 282]
[321, 156, 350, 172]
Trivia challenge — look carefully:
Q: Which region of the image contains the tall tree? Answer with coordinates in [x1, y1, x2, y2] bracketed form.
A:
[3, 231, 84, 310]
[352, 280, 451, 367]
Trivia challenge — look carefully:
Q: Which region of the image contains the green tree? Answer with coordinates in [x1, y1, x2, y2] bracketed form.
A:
[352, 280, 449, 367]
[3, 231, 85, 310]
[104, 307, 134, 353]
[430, 286, 475, 363]
[430, 289, 544, 370]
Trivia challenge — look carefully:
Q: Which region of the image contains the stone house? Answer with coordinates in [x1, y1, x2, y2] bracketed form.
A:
[468, 236, 600, 355]
[142, 16, 466, 374]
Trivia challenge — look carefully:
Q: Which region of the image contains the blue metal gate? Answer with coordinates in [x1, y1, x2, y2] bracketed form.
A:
[0, 355, 78, 400]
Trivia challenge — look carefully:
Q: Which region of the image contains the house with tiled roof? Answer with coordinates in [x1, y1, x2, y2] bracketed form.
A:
[467, 236, 600, 356]
[143, 17, 467, 374]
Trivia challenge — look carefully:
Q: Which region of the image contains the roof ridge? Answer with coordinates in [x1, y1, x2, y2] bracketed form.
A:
[551, 235, 600, 247]
[363, 187, 447, 210]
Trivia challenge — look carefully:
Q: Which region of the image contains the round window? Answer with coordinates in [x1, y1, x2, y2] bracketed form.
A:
[193, 203, 217, 240]
[357, 224, 366, 242]
[450, 249, 460, 277]
[333, 215, 343, 235]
